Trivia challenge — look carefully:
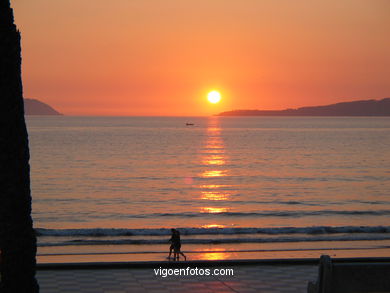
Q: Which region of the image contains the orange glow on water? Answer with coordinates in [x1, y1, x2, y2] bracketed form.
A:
[207, 126, 220, 131]
[201, 207, 228, 214]
[202, 149, 225, 154]
[201, 170, 226, 177]
[198, 117, 232, 229]
[201, 224, 226, 229]
[200, 191, 230, 201]
[202, 156, 225, 166]
[204, 144, 224, 150]
[196, 248, 230, 261]
[199, 184, 228, 189]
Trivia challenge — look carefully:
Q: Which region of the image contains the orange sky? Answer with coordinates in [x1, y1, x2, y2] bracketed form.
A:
[12, 0, 390, 116]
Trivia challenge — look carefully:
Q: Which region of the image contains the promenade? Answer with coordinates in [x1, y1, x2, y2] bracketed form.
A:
[36, 260, 318, 293]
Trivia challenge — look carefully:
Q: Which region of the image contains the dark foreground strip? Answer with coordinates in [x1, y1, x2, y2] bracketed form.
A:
[36, 257, 390, 270]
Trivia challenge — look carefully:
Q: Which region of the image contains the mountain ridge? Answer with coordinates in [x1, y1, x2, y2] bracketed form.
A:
[218, 98, 390, 116]
[24, 98, 62, 115]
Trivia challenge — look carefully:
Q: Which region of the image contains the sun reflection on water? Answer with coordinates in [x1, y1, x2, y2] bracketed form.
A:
[202, 159, 225, 166]
[201, 170, 226, 177]
[198, 117, 234, 228]
[201, 207, 228, 214]
[201, 224, 226, 228]
[199, 184, 227, 189]
[202, 155, 225, 166]
[200, 191, 230, 201]
[195, 248, 231, 260]
[207, 127, 221, 134]
[201, 149, 225, 155]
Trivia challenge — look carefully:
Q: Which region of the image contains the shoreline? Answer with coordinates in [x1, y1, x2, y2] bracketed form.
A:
[37, 258, 320, 270]
[37, 240, 390, 264]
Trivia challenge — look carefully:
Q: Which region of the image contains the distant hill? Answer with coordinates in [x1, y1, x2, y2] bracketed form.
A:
[24, 98, 62, 115]
[218, 98, 390, 116]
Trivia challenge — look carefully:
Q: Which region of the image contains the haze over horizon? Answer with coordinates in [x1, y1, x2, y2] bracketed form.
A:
[12, 0, 390, 116]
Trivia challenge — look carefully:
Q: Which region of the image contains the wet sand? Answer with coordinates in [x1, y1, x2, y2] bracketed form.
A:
[37, 239, 390, 264]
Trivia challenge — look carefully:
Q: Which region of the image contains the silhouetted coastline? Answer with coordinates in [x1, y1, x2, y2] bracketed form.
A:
[24, 98, 62, 115]
[218, 98, 390, 116]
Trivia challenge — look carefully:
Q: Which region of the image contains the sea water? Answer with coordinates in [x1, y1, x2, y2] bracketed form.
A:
[26, 116, 390, 261]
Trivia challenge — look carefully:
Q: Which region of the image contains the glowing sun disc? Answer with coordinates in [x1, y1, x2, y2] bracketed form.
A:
[207, 91, 221, 104]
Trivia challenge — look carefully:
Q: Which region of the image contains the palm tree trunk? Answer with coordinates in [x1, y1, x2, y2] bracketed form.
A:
[0, 0, 39, 292]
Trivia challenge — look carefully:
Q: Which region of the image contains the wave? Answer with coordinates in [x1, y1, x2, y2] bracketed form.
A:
[37, 234, 390, 247]
[36, 210, 389, 220]
[167, 210, 390, 217]
[35, 225, 390, 237]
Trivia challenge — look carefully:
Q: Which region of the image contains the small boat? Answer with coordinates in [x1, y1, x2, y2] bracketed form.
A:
[186, 123, 194, 126]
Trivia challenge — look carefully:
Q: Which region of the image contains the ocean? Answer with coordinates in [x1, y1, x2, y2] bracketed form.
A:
[26, 116, 390, 262]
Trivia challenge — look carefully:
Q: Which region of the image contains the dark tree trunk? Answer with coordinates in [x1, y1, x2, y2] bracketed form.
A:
[0, 0, 39, 292]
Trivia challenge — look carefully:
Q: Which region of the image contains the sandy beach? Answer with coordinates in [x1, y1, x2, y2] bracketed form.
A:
[37, 239, 390, 264]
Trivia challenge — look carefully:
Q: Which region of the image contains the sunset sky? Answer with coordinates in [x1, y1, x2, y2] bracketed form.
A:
[12, 0, 390, 116]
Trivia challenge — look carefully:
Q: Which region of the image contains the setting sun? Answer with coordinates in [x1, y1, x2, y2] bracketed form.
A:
[207, 91, 221, 104]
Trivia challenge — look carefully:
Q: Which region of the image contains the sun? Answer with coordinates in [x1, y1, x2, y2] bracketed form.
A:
[207, 91, 221, 104]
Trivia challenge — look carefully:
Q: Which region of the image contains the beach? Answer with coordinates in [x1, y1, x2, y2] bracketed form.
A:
[37, 240, 390, 264]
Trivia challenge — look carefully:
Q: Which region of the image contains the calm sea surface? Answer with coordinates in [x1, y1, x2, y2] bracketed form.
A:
[25, 116, 390, 256]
